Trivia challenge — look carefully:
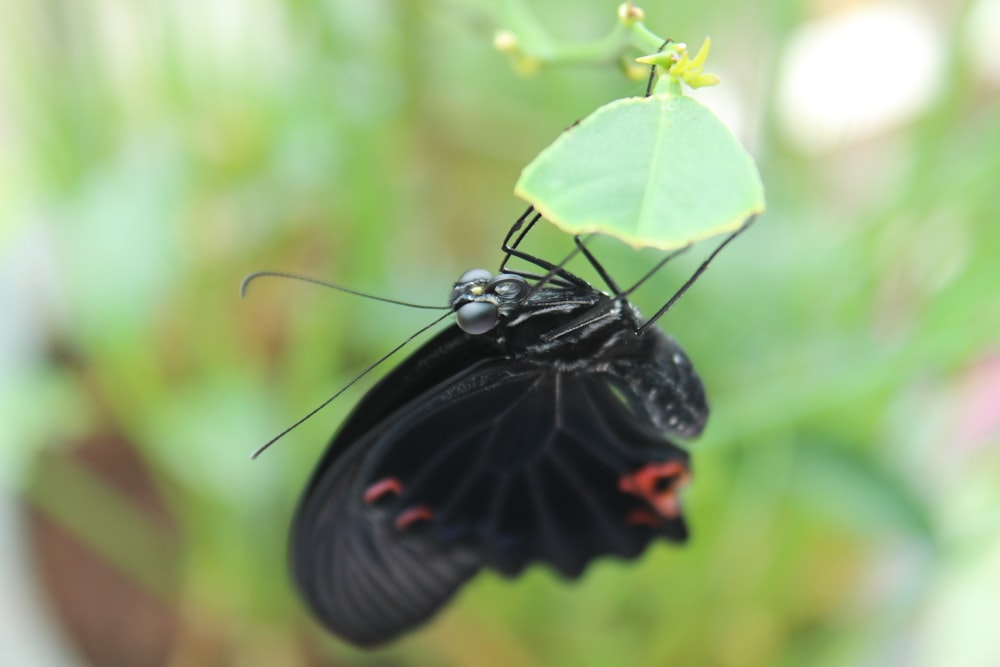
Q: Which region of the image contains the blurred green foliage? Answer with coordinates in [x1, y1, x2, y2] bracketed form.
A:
[3, 1, 1000, 666]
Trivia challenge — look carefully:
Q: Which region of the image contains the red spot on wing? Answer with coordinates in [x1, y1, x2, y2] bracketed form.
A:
[394, 506, 434, 530]
[619, 460, 690, 520]
[625, 508, 664, 528]
[363, 477, 403, 504]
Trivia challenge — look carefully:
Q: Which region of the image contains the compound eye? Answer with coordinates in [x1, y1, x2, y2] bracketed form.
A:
[456, 268, 493, 285]
[456, 301, 499, 335]
[450, 268, 494, 307]
[488, 273, 528, 302]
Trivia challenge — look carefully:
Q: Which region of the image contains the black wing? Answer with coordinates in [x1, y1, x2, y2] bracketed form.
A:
[305, 325, 503, 478]
[292, 351, 690, 646]
[291, 434, 481, 647]
[291, 326, 494, 647]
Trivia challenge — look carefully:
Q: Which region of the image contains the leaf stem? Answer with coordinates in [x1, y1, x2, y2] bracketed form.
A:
[494, 2, 715, 90]
[627, 21, 668, 54]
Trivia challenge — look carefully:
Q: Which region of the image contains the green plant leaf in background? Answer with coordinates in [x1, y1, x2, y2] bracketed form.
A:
[515, 93, 765, 250]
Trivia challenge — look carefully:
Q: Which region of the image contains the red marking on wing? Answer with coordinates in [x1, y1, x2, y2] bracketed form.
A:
[394, 506, 434, 530]
[363, 477, 403, 504]
[625, 508, 664, 528]
[619, 460, 690, 520]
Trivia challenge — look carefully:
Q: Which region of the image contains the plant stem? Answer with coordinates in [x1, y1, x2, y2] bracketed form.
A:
[627, 21, 669, 54]
[497, 0, 669, 65]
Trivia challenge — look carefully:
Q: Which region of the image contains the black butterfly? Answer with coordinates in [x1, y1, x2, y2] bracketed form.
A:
[288, 207, 750, 647]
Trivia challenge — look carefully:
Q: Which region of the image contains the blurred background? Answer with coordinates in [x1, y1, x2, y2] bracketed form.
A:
[2, 0, 999, 665]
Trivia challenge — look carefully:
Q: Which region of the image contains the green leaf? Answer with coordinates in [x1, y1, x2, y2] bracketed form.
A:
[515, 94, 766, 250]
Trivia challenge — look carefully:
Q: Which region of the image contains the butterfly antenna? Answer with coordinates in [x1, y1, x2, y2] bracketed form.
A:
[250, 310, 452, 459]
[638, 216, 755, 333]
[241, 271, 449, 310]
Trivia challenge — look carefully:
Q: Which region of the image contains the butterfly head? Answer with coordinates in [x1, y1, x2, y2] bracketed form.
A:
[450, 269, 530, 335]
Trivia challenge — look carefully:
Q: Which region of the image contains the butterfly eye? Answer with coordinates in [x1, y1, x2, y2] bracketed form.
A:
[456, 300, 499, 335]
[456, 268, 493, 285]
[488, 274, 528, 302]
[451, 268, 495, 307]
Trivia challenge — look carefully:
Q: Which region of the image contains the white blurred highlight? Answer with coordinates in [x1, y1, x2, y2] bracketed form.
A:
[966, 0, 1000, 85]
[777, 4, 944, 153]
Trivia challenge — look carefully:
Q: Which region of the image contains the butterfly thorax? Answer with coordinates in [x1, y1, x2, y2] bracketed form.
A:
[448, 268, 657, 370]
[493, 287, 648, 368]
[447, 268, 704, 435]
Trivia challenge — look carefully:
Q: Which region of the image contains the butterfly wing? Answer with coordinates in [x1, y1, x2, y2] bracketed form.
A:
[292, 347, 691, 645]
[357, 364, 690, 578]
[304, 325, 502, 478]
[291, 326, 497, 647]
[291, 430, 481, 647]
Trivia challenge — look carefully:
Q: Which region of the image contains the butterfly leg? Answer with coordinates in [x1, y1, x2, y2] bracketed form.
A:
[498, 207, 589, 288]
[639, 216, 755, 332]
